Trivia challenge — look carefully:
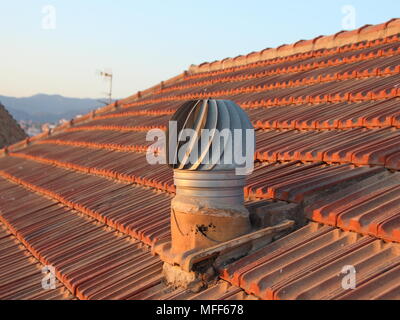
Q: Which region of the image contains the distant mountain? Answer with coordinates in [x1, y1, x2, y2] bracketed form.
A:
[0, 94, 109, 123]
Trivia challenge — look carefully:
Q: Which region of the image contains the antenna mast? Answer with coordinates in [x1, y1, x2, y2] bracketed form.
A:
[99, 70, 113, 104]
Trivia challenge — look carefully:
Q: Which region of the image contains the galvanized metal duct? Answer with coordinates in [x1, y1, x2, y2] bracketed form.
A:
[167, 99, 255, 172]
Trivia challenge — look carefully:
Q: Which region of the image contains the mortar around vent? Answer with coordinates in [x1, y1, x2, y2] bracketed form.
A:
[171, 170, 251, 255]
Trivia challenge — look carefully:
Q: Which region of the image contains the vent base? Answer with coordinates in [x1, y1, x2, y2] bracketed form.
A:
[171, 170, 251, 254]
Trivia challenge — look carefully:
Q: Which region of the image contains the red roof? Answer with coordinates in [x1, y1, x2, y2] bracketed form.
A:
[1, 18, 400, 300]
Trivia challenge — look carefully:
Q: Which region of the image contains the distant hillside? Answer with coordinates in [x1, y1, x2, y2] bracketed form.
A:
[0, 94, 108, 123]
[0, 103, 27, 148]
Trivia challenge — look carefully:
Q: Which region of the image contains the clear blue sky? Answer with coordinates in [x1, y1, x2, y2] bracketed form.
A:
[1, 0, 399, 99]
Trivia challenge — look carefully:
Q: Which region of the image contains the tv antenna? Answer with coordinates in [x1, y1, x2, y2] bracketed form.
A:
[97, 69, 113, 104]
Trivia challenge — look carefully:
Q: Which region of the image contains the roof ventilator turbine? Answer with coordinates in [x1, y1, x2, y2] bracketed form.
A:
[153, 99, 294, 291]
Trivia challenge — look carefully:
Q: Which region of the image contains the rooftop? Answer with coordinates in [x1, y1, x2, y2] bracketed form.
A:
[1, 18, 400, 300]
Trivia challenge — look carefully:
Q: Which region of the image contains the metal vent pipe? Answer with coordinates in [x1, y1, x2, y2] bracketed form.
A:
[166, 99, 255, 255]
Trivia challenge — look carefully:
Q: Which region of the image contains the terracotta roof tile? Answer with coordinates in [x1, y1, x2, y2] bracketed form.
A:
[305, 172, 400, 242]
[220, 222, 400, 300]
[0, 215, 72, 299]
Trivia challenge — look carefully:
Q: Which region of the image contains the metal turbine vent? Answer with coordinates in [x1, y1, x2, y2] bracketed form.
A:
[167, 99, 254, 171]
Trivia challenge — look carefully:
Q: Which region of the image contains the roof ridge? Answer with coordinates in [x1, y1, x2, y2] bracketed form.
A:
[158, 45, 400, 94]
[188, 18, 400, 75]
